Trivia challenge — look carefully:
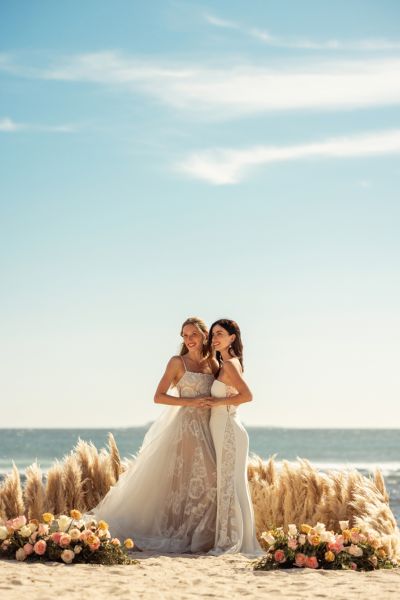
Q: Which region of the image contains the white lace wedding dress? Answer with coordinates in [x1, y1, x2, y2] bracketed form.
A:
[88, 366, 217, 553]
[209, 359, 263, 555]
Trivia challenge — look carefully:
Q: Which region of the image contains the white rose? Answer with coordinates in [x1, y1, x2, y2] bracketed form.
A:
[19, 525, 32, 538]
[339, 520, 349, 531]
[0, 526, 8, 541]
[61, 549, 75, 563]
[288, 524, 298, 537]
[69, 528, 81, 541]
[57, 515, 72, 532]
[314, 522, 326, 534]
[260, 532, 275, 546]
[15, 547, 26, 561]
[298, 534, 306, 545]
[347, 544, 363, 557]
[73, 545, 82, 554]
[28, 522, 38, 533]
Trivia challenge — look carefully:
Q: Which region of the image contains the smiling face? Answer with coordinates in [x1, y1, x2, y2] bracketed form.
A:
[211, 324, 236, 352]
[182, 323, 206, 353]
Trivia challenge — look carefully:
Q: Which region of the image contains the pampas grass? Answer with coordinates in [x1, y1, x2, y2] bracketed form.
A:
[0, 463, 24, 519]
[23, 462, 46, 520]
[1, 436, 399, 561]
[45, 460, 66, 516]
[248, 454, 400, 561]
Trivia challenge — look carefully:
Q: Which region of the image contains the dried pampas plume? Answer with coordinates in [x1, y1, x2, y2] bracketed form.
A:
[45, 460, 65, 516]
[248, 455, 400, 561]
[24, 462, 45, 521]
[0, 463, 25, 519]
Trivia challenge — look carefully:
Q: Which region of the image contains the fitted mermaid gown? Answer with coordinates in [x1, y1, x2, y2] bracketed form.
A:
[209, 360, 263, 555]
[88, 368, 217, 553]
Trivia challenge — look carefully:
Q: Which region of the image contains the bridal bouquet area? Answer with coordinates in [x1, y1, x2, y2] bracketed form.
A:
[0, 434, 399, 569]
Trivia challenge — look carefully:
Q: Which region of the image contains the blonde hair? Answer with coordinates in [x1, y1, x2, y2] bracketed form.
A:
[179, 317, 209, 357]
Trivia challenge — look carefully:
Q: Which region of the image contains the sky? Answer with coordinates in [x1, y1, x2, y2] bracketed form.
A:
[0, 0, 399, 428]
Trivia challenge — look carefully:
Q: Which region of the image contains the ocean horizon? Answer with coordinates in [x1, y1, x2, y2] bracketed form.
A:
[1, 427, 399, 523]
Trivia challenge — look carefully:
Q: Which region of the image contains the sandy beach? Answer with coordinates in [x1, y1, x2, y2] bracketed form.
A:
[1, 552, 399, 600]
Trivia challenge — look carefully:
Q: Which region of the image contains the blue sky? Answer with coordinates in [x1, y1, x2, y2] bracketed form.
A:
[0, 0, 399, 427]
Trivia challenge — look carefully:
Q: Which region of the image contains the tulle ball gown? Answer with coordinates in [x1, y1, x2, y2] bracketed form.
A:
[88, 367, 217, 553]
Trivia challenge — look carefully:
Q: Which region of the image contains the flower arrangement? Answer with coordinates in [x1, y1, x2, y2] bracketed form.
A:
[254, 521, 398, 571]
[0, 510, 136, 565]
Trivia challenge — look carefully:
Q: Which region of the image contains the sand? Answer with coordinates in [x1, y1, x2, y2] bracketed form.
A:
[1, 552, 400, 600]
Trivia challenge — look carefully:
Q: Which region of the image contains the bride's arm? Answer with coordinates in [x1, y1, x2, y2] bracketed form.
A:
[205, 361, 253, 407]
[154, 357, 205, 407]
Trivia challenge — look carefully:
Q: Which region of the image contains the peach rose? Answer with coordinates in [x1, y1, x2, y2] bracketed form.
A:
[61, 549, 75, 564]
[88, 537, 101, 552]
[34, 539, 47, 556]
[274, 549, 286, 563]
[305, 556, 319, 569]
[59, 533, 72, 548]
[23, 543, 34, 556]
[295, 553, 307, 567]
[111, 538, 121, 546]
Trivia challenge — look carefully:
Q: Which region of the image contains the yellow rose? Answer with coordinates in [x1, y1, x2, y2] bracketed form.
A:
[70, 509, 82, 520]
[300, 524, 312, 534]
[308, 534, 321, 546]
[42, 513, 54, 524]
[325, 551, 335, 562]
[97, 520, 109, 530]
[342, 529, 351, 542]
[124, 538, 134, 549]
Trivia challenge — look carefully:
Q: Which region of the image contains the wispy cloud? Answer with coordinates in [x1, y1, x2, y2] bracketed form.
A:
[204, 12, 400, 51]
[3, 51, 400, 118]
[0, 116, 77, 133]
[177, 129, 400, 184]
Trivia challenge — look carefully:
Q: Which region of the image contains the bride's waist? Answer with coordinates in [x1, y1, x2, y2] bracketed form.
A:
[210, 404, 237, 415]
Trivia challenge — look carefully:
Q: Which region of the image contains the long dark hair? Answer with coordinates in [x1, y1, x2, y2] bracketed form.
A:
[208, 319, 244, 370]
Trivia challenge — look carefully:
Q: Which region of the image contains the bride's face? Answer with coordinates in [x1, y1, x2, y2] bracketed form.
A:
[182, 324, 206, 352]
[211, 325, 235, 352]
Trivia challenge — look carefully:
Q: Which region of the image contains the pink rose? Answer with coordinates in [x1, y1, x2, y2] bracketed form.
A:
[350, 562, 357, 570]
[38, 523, 49, 536]
[59, 533, 72, 547]
[350, 531, 360, 544]
[328, 541, 344, 554]
[288, 538, 298, 550]
[79, 529, 92, 542]
[273, 549, 286, 563]
[13, 516, 27, 529]
[23, 543, 34, 555]
[30, 532, 38, 543]
[1, 540, 11, 551]
[51, 532, 62, 544]
[305, 556, 319, 569]
[33, 539, 47, 555]
[295, 553, 307, 567]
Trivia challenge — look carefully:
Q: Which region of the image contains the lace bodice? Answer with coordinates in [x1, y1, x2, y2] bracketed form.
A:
[176, 371, 214, 398]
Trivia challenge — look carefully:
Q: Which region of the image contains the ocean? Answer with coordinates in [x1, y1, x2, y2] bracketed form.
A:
[1, 427, 399, 524]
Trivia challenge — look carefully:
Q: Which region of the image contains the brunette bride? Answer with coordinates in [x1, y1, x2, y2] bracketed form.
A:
[87, 317, 218, 553]
[203, 319, 263, 555]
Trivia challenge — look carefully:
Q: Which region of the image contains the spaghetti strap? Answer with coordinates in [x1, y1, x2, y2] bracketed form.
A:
[180, 356, 187, 371]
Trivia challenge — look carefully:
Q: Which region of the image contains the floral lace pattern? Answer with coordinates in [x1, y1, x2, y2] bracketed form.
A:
[159, 372, 217, 552]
